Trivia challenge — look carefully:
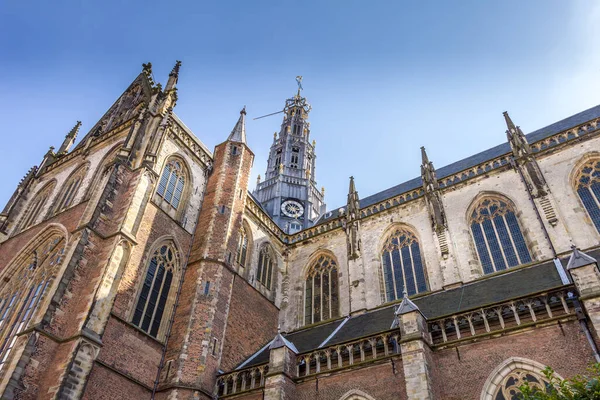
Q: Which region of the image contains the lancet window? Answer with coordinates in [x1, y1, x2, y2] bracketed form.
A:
[132, 243, 179, 339]
[157, 159, 186, 210]
[380, 227, 427, 301]
[52, 164, 88, 215]
[0, 232, 65, 371]
[470, 197, 531, 274]
[304, 254, 339, 325]
[575, 159, 600, 233]
[17, 182, 56, 232]
[236, 227, 249, 269]
[256, 245, 274, 290]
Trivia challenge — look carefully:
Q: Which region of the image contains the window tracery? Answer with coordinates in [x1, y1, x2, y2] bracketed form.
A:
[575, 159, 600, 233]
[17, 182, 56, 232]
[157, 159, 186, 210]
[52, 164, 89, 215]
[256, 245, 274, 290]
[0, 232, 65, 371]
[132, 243, 179, 339]
[469, 197, 531, 274]
[380, 227, 427, 301]
[304, 254, 339, 325]
[492, 369, 550, 400]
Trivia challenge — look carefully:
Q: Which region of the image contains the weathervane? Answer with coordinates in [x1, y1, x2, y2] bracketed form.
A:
[296, 76, 303, 93]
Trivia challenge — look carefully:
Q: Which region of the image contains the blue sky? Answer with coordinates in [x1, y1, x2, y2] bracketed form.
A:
[1, 1, 599, 210]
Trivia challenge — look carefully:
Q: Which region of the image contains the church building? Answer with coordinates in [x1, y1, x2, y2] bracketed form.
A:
[0, 62, 598, 399]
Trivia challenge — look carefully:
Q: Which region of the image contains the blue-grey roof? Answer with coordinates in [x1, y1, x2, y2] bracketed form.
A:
[316, 104, 600, 224]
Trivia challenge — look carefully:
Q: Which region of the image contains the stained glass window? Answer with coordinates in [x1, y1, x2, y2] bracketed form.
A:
[380, 228, 427, 302]
[304, 255, 339, 325]
[576, 160, 600, 233]
[157, 160, 186, 210]
[256, 246, 274, 290]
[470, 198, 531, 274]
[0, 232, 65, 371]
[132, 244, 178, 339]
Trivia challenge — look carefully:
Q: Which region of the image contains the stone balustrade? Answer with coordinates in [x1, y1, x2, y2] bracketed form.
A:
[428, 287, 576, 346]
[215, 364, 269, 397]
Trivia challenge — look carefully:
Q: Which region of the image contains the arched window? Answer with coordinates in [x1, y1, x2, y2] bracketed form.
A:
[304, 254, 339, 325]
[380, 227, 427, 301]
[52, 164, 89, 215]
[575, 159, 600, 233]
[17, 182, 56, 232]
[156, 159, 186, 210]
[470, 197, 531, 274]
[0, 231, 65, 371]
[132, 243, 179, 339]
[256, 245, 274, 289]
[236, 227, 249, 269]
[481, 358, 556, 400]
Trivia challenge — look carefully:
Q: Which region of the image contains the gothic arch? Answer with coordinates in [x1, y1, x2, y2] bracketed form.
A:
[303, 250, 340, 325]
[302, 248, 339, 278]
[377, 223, 429, 302]
[14, 179, 58, 233]
[466, 192, 534, 275]
[255, 242, 277, 291]
[129, 236, 183, 341]
[83, 141, 124, 200]
[570, 153, 600, 235]
[480, 357, 560, 400]
[154, 154, 193, 220]
[339, 389, 377, 400]
[49, 162, 91, 217]
[235, 219, 253, 270]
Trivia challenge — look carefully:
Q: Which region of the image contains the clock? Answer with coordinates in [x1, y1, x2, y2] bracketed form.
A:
[281, 200, 304, 218]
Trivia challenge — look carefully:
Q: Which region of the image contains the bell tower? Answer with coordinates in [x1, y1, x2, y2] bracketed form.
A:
[254, 77, 326, 233]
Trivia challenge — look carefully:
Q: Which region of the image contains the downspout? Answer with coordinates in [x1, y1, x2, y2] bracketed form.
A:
[151, 171, 208, 399]
[512, 157, 600, 362]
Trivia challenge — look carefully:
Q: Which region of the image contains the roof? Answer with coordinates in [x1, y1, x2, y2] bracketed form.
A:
[567, 247, 598, 270]
[234, 255, 577, 370]
[316, 104, 600, 224]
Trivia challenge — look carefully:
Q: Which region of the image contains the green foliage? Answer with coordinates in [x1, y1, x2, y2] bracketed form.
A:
[518, 364, 600, 399]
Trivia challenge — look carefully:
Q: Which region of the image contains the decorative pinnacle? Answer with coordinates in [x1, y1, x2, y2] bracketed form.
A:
[277, 324, 281, 334]
[349, 176, 356, 194]
[68, 121, 82, 138]
[420, 146, 429, 164]
[228, 106, 247, 143]
[170, 60, 182, 77]
[403, 286, 408, 299]
[503, 111, 517, 133]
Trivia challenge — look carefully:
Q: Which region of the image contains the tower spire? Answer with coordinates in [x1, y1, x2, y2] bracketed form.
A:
[166, 60, 182, 91]
[58, 121, 82, 155]
[228, 106, 247, 143]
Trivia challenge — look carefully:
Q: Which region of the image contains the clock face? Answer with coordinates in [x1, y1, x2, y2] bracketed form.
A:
[281, 200, 304, 218]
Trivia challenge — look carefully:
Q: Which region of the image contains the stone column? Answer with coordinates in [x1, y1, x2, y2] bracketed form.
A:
[396, 295, 434, 400]
[264, 332, 298, 400]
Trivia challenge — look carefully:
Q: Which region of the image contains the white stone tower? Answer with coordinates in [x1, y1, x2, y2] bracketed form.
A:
[253, 78, 326, 233]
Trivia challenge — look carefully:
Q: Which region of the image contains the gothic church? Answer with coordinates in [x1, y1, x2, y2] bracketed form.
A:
[0, 62, 599, 400]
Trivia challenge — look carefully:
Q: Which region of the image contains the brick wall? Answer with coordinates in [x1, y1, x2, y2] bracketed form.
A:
[431, 320, 595, 399]
[220, 276, 278, 371]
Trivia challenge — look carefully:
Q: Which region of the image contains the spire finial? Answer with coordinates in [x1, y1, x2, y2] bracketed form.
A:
[421, 146, 429, 164]
[296, 76, 303, 95]
[170, 60, 182, 77]
[403, 286, 408, 299]
[58, 121, 82, 154]
[227, 106, 247, 143]
[166, 60, 182, 91]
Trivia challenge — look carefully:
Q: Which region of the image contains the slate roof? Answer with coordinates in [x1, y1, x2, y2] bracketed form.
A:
[316, 104, 600, 224]
[234, 254, 585, 370]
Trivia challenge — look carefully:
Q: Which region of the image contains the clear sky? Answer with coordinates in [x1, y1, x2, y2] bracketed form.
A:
[1, 1, 599, 210]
